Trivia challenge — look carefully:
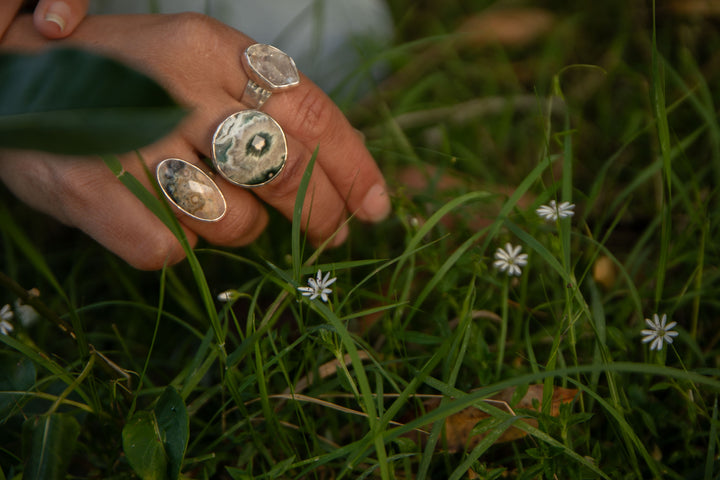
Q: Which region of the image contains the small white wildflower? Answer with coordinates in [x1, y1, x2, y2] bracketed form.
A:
[641, 313, 679, 351]
[217, 290, 239, 302]
[493, 243, 528, 277]
[297, 269, 337, 303]
[536, 200, 575, 222]
[0, 304, 14, 335]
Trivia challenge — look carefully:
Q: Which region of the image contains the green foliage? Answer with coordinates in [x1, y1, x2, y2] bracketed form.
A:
[21, 414, 80, 480]
[122, 411, 168, 480]
[0, 48, 185, 154]
[0, 352, 35, 418]
[155, 386, 189, 480]
[2, 0, 720, 478]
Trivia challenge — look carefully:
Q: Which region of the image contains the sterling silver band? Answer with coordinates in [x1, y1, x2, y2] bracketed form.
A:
[240, 44, 300, 109]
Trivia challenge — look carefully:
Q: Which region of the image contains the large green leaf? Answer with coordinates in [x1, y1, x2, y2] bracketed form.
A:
[155, 386, 189, 480]
[0, 47, 185, 155]
[0, 352, 36, 418]
[21, 413, 80, 480]
[122, 411, 168, 480]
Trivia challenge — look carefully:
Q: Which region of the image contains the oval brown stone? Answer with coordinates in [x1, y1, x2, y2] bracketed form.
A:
[156, 158, 226, 222]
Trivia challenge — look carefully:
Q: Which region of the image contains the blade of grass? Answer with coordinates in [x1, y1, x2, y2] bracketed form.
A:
[291, 147, 318, 283]
[705, 397, 718, 480]
[102, 155, 226, 354]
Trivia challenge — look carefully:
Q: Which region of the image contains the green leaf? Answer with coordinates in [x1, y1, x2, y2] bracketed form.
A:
[122, 411, 168, 480]
[155, 386, 189, 480]
[0, 47, 185, 155]
[0, 352, 36, 418]
[21, 413, 80, 480]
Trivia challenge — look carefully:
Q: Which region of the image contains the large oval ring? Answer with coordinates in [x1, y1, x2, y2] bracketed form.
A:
[156, 158, 227, 222]
[241, 43, 300, 109]
[211, 110, 287, 187]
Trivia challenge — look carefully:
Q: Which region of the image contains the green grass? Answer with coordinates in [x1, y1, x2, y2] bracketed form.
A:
[2, 0, 720, 478]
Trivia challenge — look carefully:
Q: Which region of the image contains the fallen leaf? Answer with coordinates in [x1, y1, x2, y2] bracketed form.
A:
[593, 255, 617, 290]
[412, 385, 578, 452]
[667, 0, 720, 16]
[456, 8, 555, 48]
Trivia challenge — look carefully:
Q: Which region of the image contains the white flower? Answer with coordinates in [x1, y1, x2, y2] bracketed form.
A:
[493, 243, 528, 277]
[0, 304, 14, 335]
[536, 200, 575, 222]
[298, 270, 337, 302]
[0, 304, 12, 321]
[641, 313, 679, 351]
[217, 290, 238, 302]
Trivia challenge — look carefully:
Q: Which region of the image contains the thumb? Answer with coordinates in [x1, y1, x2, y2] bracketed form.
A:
[33, 0, 89, 39]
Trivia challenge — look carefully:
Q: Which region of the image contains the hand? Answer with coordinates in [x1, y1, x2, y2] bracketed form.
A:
[0, 13, 390, 269]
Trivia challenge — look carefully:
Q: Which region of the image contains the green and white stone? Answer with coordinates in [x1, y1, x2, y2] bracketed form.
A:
[212, 110, 287, 187]
[156, 158, 226, 222]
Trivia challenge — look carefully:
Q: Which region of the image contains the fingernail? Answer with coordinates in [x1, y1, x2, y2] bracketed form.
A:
[361, 183, 391, 222]
[45, 2, 70, 32]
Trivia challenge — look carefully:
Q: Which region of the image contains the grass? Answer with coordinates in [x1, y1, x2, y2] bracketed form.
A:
[2, 0, 720, 478]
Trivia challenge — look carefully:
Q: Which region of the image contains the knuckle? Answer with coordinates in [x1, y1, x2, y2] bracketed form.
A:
[166, 12, 220, 52]
[211, 207, 268, 246]
[52, 163, 101, 225]
[290, 88, 336, 143]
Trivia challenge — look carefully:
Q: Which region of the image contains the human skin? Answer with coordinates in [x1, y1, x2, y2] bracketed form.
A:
[0, 11, 390, 270]
[1, 0, 89, 40]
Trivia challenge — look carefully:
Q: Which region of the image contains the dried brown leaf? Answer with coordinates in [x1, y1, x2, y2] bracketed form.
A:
[413, 385, 578, 452]
[593, 255, 617, 290]
[667, 0, 720, 16]
[456, 8, 555, 48]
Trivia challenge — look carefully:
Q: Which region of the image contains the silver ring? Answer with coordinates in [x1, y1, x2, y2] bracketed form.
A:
[211, 110, 287, 187]
[241, 44, 300, 109]
[156, 158, 227, 222]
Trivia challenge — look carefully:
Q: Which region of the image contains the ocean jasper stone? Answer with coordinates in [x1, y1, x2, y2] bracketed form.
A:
[156, 158, 226, 222]
[243, 44, 300, 91]
[212, 110, 287, 187]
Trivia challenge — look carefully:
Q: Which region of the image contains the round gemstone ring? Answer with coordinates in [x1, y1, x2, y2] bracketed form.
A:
[241, 44, 300, 109]
[211, 110, 287, 187]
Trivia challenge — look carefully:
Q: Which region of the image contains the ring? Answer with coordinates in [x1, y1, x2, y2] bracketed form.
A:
[156, 158, 227, 222]
[211, 110, 287, 187]
[241, 43, 300, 109]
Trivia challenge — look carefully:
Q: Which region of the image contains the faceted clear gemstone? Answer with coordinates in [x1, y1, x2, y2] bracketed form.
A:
[245, 44, 299, 89]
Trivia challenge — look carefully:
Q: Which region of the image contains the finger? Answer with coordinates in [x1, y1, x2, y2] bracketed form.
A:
[0, 0, 25, 41]
[133, 140, 270, 248]
[263, 78, 391, 223]
[33, 0, 89, 39]
[0, 150, 194, 270]
[253, 135, 350, 246]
